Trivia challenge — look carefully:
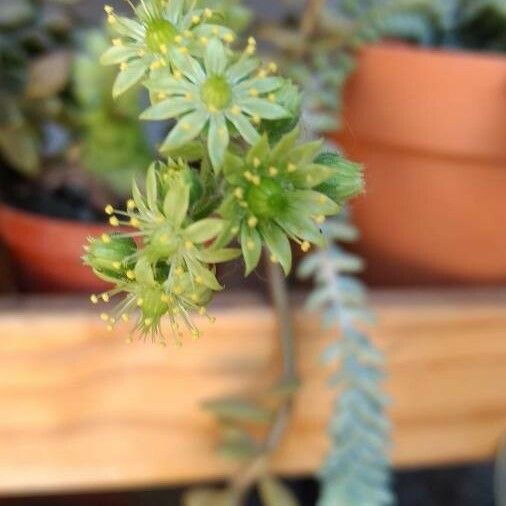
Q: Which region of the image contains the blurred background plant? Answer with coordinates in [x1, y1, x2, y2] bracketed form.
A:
[0, 0, 74, 176]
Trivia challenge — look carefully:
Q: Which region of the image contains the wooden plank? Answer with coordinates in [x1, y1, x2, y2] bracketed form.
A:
[0, 289, 505, 495]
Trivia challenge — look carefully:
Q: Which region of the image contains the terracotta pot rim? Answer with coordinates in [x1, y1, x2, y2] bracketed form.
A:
[369, 40, 506, 65]
[0, 201, 106, 230]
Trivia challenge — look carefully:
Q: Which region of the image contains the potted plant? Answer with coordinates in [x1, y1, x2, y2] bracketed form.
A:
[332, 0, 506, 285]
[0, 0, 151, 292]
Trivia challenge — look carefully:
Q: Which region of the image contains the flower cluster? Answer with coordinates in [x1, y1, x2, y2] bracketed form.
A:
[85, 0, 363, 343]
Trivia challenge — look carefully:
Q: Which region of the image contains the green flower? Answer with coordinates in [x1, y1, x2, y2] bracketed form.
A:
[104, 162, 240, 291]
[220, 127, 341, 274]
[90, 257, 215, 344]
[141, 37, 290, 168]
[100, 0, 235, 97]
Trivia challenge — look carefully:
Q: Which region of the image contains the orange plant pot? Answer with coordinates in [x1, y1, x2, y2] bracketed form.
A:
[335, 42, 506, 286]
[0, 204, 112, 293]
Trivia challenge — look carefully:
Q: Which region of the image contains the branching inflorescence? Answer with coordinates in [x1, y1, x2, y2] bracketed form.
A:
[83, 0, 363, 346]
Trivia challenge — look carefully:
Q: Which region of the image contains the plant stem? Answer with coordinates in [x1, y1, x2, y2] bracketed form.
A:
[228, 256, 298, 505]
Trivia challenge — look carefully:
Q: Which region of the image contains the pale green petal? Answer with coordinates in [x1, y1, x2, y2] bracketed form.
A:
[288, 190, 340, 216]
[204, 38, 227, 75]
[259, 222, 292, 275]
[226, 57, 259, 83]
[246, 135, 270, 166]
[171, 49, 206, 84]
[222, 152, 245, 185]
[134, 257, 156, 286]
[288, 163, 333, 188]
[185, 218, 223, 243]
[226, 112, 259, 145]
[161, 109, 208, 151]
[271, 126, 300, 161]
[241, 224, 262, 275]
[100, 46, 139, 65]
[140, 98, 196, 120]
[195, 24, 235, 40]
[145, 163, 158, 212]
[132, 178, 149, 215]
[144, 76, 197, 95]
[238, 98, 289, 120]
[208, 113, 229, 170]
[236, 77, 284, 95]
[111, 17, 145, 40]
[163, 181, 190, 228]
[165, 0, 183, 23]
[112, 59, 148, 98]
[196, 248, 241, 263]
[185, 257, 222, 290]
[276, 214, 324, 247]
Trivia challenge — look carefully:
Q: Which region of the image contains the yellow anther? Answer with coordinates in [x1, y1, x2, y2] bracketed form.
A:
[268, 62, 278, 72]
[191, 293, 199, 302]
[270, 255, 278, 263]
[126, 270, 135, 280]
[159, 43, 168, 54]
[112, 38, 122, 46]
[185, 241, 194, 250]
[212, 27, 220, 36]
[137, 298, 144, 307]
[199, 306, 207, 315]
[247, 239, 255, 251]
[144, 318, 153, 326]
[315, 215, 326, 224]
[252, 175, 261, 186]
[127, 199, 135, 210]
[104, 5, 114, 13]
[248, 37, 257, 46]
[100, 313, 109, 321]
[130, 217, 140, 228]
[287, 163, 297, 173]
[268, 93, 276, 102]
[112, 261, 121, 270]
[181, 122, 191, 131]
[121, 313, 129, 322]
[101, 293, 110, 302]
[109, 216, 120, 227]
[174, 70, 182, 80]
[150, 60, 161, 70]
[301, 241, 311, 252]
[175, 266, 184, 276]
[258, 69, 267, 78]
[174, 285, 183, 294]
[174, 35, 183, 44]
[253, 157, 261, 167]
[105, 204, 114, 215]
[269, 166, 278, 176]
[246, 45, 256, 55]
[101, 233, 111, 244]
[234, 187, 244, 199]
[249, 88, 259, 97]
[231, 105, 241, 115]
[252, 115, 261, 125]
[90, 294, 98, 304]
[223, 32, 235, 43]
[204, 8, 213, 18]
[120, 62, 128, 70]
[195, 276, 203, 284]
[200, 36, 209, 45]
[192, 15, 201, 24]
[184, 30, 193, 38]
[248, 216, 258, 228]
[178, 46, 188, 54]
[208, 104, 218, 113]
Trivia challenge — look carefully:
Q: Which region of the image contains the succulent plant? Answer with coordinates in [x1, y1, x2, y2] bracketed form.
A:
[0, 0, 74, 176]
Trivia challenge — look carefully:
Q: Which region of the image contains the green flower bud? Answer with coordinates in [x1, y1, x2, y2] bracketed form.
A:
[83, 234, 137, 280]
[314, 152, 364, 204]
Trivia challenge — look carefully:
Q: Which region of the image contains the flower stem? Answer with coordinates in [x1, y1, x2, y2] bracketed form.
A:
[228, 254, 298, 505]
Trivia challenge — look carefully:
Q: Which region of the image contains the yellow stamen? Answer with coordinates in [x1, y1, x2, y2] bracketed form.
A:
[112, 38, 122, 47]
[101, 233, 111, 244]
[130, 217, 140, 228]
[315, 215, 326, 224]
[100, 313, 109, 321]
[192, 15, 200, 24]
[112, 262, 121, 270]
[127, 199, 135, 210]
[90, 294, 98, 304]
[269, 166, 278, 176]
[105, 204, 114, 215]
[120, 62, 128, 71]
[126, 270, 135, 280]
[109, 216, 120, 227]
[234, 187, 244, 199]
[268, 62, 278, 73]
[287, 163, 297, 173]
[223, 33, 235, 43]
[301, 241, 311, 252]
[249, 88, 259, 97]
[248, 216, 258, 228]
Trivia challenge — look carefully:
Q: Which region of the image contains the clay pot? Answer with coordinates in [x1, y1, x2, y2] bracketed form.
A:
[335, 42, 506, 285]
[0, 203, 112, 293]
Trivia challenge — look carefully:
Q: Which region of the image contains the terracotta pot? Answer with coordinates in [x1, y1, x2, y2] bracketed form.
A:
[0, 203, 113, 293]
[335, 42, 506, 285]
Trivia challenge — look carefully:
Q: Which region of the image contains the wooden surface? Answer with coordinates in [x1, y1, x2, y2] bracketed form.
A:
[0, 289, 505, 495]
